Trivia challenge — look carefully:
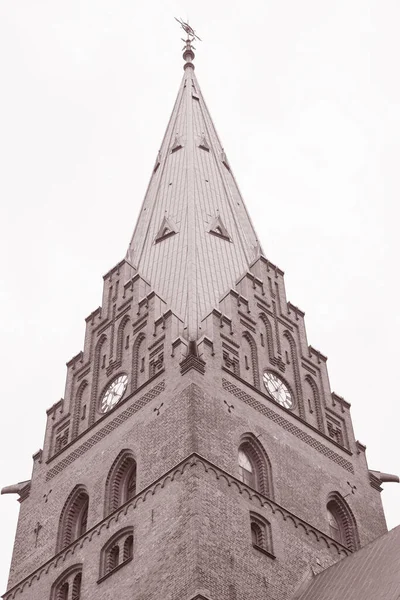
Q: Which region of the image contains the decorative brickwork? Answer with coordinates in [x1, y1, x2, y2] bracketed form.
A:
[46, 381, 165, 481]
[239, 433, 274, 499]
[283, 330, 305, 419]
[3, 42, 390, 600]
[89, 334, 107, 426]
[259, 312, 275, 362]
[57, 486, 89, 552]
[131, 332, 146, 392]
[305, 375, 324, 433]
[326, 410, 349, 450]
[72, 381, 88, 440]
[242, 331, 260, 389]
[250, 512, 274, 557]
[222, 379, 354, 473]
[99, 527, 133, 580]
[3, 453, 351, 600]
[50, 564, 82, 600]
[104, 450, 136, 516]
[327, 492, 360, 552]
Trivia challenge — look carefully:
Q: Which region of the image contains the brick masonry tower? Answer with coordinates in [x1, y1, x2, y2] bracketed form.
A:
[1, 29, 392, 600]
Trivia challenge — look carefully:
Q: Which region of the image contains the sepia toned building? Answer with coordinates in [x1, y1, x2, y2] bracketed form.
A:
[2, 31, 399, 600]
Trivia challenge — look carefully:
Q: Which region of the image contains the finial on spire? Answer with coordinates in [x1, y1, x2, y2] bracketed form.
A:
[175, 17, 201, 70]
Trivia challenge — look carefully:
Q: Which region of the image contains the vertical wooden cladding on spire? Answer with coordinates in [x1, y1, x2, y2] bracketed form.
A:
[125, 64, 260, 338]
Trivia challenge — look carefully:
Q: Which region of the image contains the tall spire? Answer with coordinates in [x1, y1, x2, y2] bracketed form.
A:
[127, 30, 261, 340]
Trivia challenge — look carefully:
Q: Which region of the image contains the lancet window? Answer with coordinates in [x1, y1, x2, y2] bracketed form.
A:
[238, 434, 274, 498]
[326, 492, 359, 551]
[105, 450, 137, 516]
[57, 486, 89, 551]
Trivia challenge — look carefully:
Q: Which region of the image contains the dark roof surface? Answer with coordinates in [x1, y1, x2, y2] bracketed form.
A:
[297, 525, 400, 600]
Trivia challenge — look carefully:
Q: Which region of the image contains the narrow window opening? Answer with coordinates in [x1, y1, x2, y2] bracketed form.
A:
[250, 513, 274, 556]
[77, 501, 88, 537]
[123, 535, 134, 561]
[72, 573, 82, 600]
[238, 450, 255, 488]
[100, 528, 134, 580]
[57, 582, 69, 600]
[126, 467, 137, 501]
[327, 507, 342, 543]
[106, 545, 120, 574]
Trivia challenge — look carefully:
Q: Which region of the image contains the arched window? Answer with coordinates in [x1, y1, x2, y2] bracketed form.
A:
[57, 486, 89, 551]
[251, 522, 262, 546]
[123, 535, 134, 561]
[326, 493, 359, 551]
[57, 582, 69, 600]
[51, 565, 83, 600]
[107, 545, 120, 573]
[100, 527, 134, 580]
[238, 434, 274, 498]
[105, 450, 137, 516]
[238, 449, 255, 488]
[250, 513, 274, 556]
[327, 507, 341, 543]
[72, 573, 82, 600]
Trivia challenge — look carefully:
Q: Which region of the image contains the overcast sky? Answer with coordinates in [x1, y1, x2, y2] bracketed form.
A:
[1, 0, 399, 593]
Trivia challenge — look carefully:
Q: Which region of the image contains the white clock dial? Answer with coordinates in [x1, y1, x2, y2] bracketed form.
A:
[100, 374, 128, 413]
[262, 371, 293, 409]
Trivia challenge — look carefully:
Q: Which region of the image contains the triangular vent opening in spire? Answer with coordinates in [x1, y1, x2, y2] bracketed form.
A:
[153, 151, 161, 173]
[199, 135, 210, 152]
[171, 135, 183, 153]
[221, 149, 230, 171]
[155, 216, 178, 244]
[208, 216, 231, 242]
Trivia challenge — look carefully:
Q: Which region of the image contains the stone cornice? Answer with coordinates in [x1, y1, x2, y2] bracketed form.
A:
[3, 453, 350, 600]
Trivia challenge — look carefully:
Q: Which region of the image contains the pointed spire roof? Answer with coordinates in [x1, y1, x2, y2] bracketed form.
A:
[127, 37, 262, 340]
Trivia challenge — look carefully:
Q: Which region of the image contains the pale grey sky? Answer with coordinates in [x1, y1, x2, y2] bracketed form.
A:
[1, 0, 399, 593]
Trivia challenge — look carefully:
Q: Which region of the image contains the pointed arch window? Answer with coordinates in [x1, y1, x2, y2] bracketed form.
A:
[238, 449, 255, 488]
[105, 450, 137, 516]
[250, 513, 274, 558]
[326, 493, 360, 551]
[51, 565, 83, 600]
[327, 507, 341, 543]
[71, 572, 82, 600]
[99, 527, 134, 581]
[238, 434, 274, 499]
[57, 487, 89, 551]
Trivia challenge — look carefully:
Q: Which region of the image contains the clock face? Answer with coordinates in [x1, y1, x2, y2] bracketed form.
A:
[262, 371, 293, 409]
[100, 374, 128, 413]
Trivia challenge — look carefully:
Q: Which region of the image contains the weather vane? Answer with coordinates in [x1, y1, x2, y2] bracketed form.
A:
[175, 17, 202, 43]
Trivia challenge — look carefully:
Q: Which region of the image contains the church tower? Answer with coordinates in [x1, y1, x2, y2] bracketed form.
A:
[2, 29, 390, 600]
